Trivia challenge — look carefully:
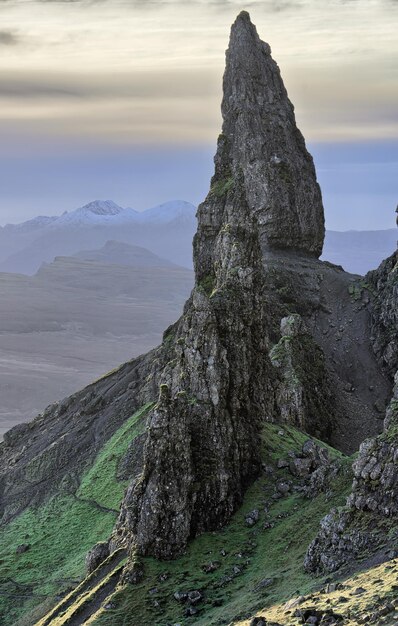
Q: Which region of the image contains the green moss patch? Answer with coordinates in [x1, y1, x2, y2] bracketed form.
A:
[198, 274, 216, 297]
[77, 402, 154, 510]
[210, 176, 234, 197]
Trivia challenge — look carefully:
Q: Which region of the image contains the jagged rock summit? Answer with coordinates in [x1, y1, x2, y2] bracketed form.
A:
[199, 11, 325, 261]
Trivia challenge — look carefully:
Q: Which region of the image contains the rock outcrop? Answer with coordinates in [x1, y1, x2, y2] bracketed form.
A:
[269, 314, 334, 441]
[260, 250, 391, 453]
[199, 11, 325, 260]
[347, 376, 398, 516]
[1, 13, 396, 626]
[368, 252, 398, 379]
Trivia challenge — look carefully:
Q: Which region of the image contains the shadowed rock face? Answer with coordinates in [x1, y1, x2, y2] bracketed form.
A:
[112, 11, 328, 560]
[114, 153, 271, 558]
[195, 11, 325, 277]
[368, 253, 398, 379]
[305, 253, 398, 574]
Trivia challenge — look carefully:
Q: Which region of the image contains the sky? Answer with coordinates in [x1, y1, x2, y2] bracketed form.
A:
[0, 0, 397, 230]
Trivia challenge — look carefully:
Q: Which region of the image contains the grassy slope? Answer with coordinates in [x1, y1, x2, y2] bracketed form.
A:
[89, 424, 353, 626]
[237, 558, 398, 626]
[0, 403, 154, 626]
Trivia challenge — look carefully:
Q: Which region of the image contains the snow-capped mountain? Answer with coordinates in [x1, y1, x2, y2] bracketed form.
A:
[134, 200, 196, 224]
[3, 215, 59, 233]
[52, 200, 136, 226]
[0, 199, 197, 274]
[1, 199, 195, 232]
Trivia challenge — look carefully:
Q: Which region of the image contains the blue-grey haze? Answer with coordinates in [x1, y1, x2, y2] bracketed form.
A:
[0, 141, 396, 231]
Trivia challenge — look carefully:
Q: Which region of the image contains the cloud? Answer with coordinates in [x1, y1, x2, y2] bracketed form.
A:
[0, 0, 396, 146]
[0, 76, 84, 98]
[0, 68, 220, 100]
[0, 30, 19, 45]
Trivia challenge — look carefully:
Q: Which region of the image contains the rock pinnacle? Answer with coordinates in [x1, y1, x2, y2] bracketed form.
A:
[114, 13, 326, 561]
[196, 11, 325, 264]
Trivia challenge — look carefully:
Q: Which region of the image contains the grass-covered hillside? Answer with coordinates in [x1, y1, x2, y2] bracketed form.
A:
[28, 423, 355, 626]
[0, 403, 154, 626]
[238, 557, 398, 626]
[4, 409, 397, 626]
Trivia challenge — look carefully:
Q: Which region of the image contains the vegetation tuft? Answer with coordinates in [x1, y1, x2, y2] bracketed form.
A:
[211, 176, 234, 197]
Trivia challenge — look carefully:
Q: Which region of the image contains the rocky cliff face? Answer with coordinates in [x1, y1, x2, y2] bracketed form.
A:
[305, 252, 398, 574]
[269, 314, 334, 441]
[368, 252, 398, 379]
[260, 249, 391, 453]
[0, 11, 328, 559]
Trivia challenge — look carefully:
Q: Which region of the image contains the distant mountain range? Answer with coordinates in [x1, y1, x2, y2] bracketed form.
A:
[0, 200, 197, 274]
[3, 199, 195, 230]
[0, 199, 396, 276]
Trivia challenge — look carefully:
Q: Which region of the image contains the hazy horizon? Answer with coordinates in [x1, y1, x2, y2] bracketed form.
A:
[0, 140, 396, 231]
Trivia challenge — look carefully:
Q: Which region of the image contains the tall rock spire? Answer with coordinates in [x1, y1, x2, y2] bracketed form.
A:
[195, 11, 324, 279]
[113, 12, 324, 561]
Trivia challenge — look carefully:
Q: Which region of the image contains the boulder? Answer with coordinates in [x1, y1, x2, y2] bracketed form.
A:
[85, 541, 110, 574]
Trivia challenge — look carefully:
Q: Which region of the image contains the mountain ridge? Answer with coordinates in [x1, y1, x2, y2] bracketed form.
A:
[1, 199, 195, 230]
[72, 240, 179, 268]
[0, 200, 197, 274]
